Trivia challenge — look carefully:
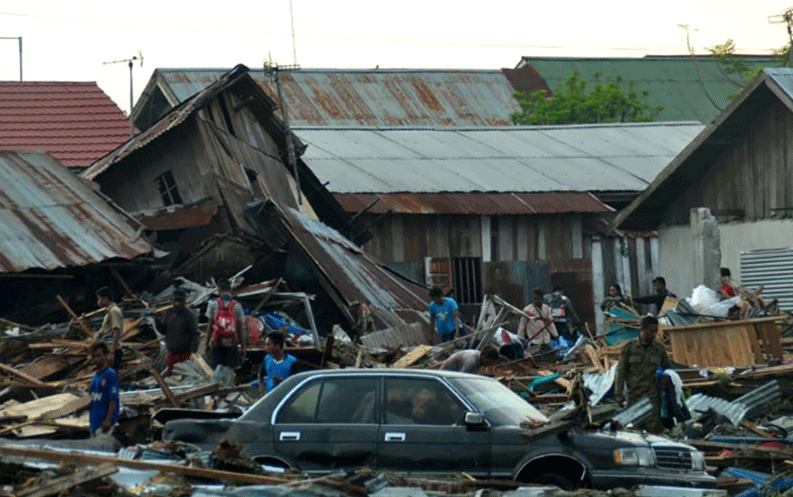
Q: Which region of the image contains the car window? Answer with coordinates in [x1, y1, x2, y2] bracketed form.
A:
[316, 378, 379, 424]
[277, 380, 321, 423]
[448, 377, 548, 425]
[384, 378, 466, 425]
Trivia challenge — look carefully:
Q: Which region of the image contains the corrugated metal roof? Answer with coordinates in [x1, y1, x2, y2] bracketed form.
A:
[134, 68, 530, 129]
[258, 201, 429, 327]
[521, 55, 781, 123]
[0, 151, 151, 273]
[293, 123, 704, 194]
[0, 81, 133, 169]
[335, 192, 611, 214]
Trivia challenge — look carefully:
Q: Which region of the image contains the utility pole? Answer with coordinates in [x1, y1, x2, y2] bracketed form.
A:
[769, 9, 793, 66]
[103, 52, 143, 136]
[0, 37, 22, 80]
[265, 58, 302, 205]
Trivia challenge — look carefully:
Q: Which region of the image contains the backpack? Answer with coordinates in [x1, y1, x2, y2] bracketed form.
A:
[212, 298, 238, 348]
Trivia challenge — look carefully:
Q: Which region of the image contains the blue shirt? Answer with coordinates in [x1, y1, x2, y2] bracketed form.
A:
[429, 297, 459, 336]
[263, 354, 297, 393]
[89, 367, 119, 432]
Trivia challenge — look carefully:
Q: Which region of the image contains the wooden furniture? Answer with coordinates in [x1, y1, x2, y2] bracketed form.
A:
[664, 317, 784, 367]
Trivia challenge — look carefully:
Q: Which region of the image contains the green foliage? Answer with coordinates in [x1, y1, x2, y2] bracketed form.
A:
[708, 38, 791, 99]
[510, 71, 663, 126]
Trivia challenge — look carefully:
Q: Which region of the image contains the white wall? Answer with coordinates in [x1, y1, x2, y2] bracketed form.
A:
[658, 219, 793, 298]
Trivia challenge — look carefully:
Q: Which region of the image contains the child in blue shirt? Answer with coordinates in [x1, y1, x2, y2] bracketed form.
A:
[88, 341, 119, 437]
[258, 331, 297, 396]
[428, 287, 463, 342]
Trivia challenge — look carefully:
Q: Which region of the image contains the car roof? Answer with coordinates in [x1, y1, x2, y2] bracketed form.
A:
[288, 368, 486, 380]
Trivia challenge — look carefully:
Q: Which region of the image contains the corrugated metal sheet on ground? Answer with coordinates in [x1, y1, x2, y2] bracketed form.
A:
[0, 151, 151, 272]
[292, 123, 704, 194]
[145, 68, 526, 128]
[360, 323, 427, 348]
[739, 248, 793, 311]
[334, 192, 611, 214]
[686, 380, 781, 426]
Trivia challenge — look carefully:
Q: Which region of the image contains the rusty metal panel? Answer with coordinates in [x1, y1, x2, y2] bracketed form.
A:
[153, 68, 525, 128]
[334, 192, 611, 215]
[0, 151, 151, 273]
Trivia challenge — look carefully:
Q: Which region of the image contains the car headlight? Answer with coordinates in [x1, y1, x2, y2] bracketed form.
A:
[613, 447, 656, 467]
[691, 450, 706, 471]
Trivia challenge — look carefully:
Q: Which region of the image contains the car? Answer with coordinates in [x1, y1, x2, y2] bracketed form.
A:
[162, 369, 715, 490]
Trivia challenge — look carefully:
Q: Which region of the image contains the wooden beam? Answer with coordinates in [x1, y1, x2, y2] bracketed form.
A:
[0, 362, 46, 386]
[109, 267, 135, 298]
[56, 295, 93, 339]
[150, 366, 180, 407]
[0, 446, 291, 485]
[17, 462, 117, 497]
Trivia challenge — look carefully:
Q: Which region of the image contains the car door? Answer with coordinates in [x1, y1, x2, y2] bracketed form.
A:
[273, 376, 379, 472]
[377, 377, 490, 476]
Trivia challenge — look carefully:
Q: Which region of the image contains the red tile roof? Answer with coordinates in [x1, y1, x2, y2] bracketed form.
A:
[0, 82, 132, 169]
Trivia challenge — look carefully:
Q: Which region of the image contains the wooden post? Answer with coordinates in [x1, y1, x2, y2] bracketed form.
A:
[56, 295, 94, 339]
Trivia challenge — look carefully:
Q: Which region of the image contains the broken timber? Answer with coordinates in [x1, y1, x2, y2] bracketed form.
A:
[16, 462, 117, 497]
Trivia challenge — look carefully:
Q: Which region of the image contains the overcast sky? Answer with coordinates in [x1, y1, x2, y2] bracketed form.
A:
[1, 0, 791, 113]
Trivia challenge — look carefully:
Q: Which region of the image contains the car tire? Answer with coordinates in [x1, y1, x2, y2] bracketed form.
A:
[530, 473, 575, 490]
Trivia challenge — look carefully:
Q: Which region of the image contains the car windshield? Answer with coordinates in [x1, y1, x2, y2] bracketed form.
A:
[449, 377, 549, 426]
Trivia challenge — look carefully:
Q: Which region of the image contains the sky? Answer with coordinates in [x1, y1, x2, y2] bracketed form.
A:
[1, 0, 792, 114]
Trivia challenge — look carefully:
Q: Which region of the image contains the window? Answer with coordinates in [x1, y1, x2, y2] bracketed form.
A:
[315, 378, 378, 424]
[384, 378, 467, 426]
[453, 257, 482, 304]
[277, 381, 321, 424]
[154, 170, 183, 206]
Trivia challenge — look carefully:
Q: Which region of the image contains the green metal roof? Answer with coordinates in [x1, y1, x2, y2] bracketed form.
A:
[521, 55, 780, 123]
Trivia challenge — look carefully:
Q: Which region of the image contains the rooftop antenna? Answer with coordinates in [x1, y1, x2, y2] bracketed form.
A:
[288, 0, 298, 66]
[769, 8, 793, 66]
[103, 50, 144, 136]
[265, 53, 302, 204]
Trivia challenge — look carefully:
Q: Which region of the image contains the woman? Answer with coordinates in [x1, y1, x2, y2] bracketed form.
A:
[600, 283, 630, 311]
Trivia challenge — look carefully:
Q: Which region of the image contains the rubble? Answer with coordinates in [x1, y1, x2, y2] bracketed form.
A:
[2, 279, 793, 497]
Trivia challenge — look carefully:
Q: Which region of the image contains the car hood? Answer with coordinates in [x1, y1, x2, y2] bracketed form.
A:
[582, 430, 695, 449]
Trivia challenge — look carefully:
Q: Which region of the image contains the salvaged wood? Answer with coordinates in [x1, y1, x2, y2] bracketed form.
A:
[391, 345, 433, 368]
[17, 462, 117, 497]
[56, 295, 94, 339]
[665, 317, 785, 367]
[0, 446, 291, 485]
[0, 363, 46, 386]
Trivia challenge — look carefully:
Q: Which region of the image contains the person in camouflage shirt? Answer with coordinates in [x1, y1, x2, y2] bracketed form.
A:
[615, 315, 670, 433]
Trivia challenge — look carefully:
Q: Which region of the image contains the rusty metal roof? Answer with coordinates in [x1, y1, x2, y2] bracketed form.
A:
[133, 67, 534, 129]
[293, 123, 705, 194]
[0, 151, 151, 273]
[253, 201, 428, 328]
[335, 192, 611, 214]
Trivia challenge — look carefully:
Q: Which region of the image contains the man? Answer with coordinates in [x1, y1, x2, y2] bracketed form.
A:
[518, 287, 559, 355]
[258, 331, 298, 396]
[441, 348, 500, 373]
[158, 288, 199, 376]
[427, 287, 462, 343]
[204, 277, 247, 370]
[544, 286, 580, 341]
[615, 315, 670, 433]
[96, 287, 124, 370]
[634, 277, 677, 314]
[88, 341, 119, 438]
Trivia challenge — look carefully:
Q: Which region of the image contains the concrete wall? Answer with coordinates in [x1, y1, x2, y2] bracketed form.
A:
[658, 219, 793, 298]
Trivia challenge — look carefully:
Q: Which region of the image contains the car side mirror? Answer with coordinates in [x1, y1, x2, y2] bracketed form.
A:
[464, 412, 486, 426]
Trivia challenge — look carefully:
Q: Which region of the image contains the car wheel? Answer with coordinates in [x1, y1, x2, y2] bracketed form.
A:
[530, 473, 575, 490]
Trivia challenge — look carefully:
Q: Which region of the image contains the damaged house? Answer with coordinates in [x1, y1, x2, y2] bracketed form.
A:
[0, 151, 153, 320]
[81, 64, 428, 333]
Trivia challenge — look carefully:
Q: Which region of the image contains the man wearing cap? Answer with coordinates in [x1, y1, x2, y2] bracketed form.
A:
[157, 288, 200, 376]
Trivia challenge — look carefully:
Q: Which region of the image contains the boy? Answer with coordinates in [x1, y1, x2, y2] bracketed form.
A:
[427, 287, 462, 343]
[88, 341, 120, 437]
[258, 331, 297, 396]
[204, 277, 246, 369]
[158, 288, 199, 376]
[96, 287, 124, 370]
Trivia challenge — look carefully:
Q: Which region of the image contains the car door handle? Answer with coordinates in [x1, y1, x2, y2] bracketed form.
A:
[384, 432, 406, 442]
[279, 431, 301, 441]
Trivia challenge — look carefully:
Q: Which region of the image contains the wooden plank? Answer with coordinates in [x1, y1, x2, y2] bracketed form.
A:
[150, 367, 181, 407]
[756, 321, 783, 360]
[190, 354, 213, 378]
[20, 355, 81, 381]
[56, 295, 94, 339]
[0, 446, 291, 485]
[0, 362, 46, 386]
[391, 345, 433, 368]
[17, 462, 117, 497]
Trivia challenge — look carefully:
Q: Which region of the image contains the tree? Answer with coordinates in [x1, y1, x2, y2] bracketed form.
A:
[510, 71, 663, 126]
[707, 39, 790, 99]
